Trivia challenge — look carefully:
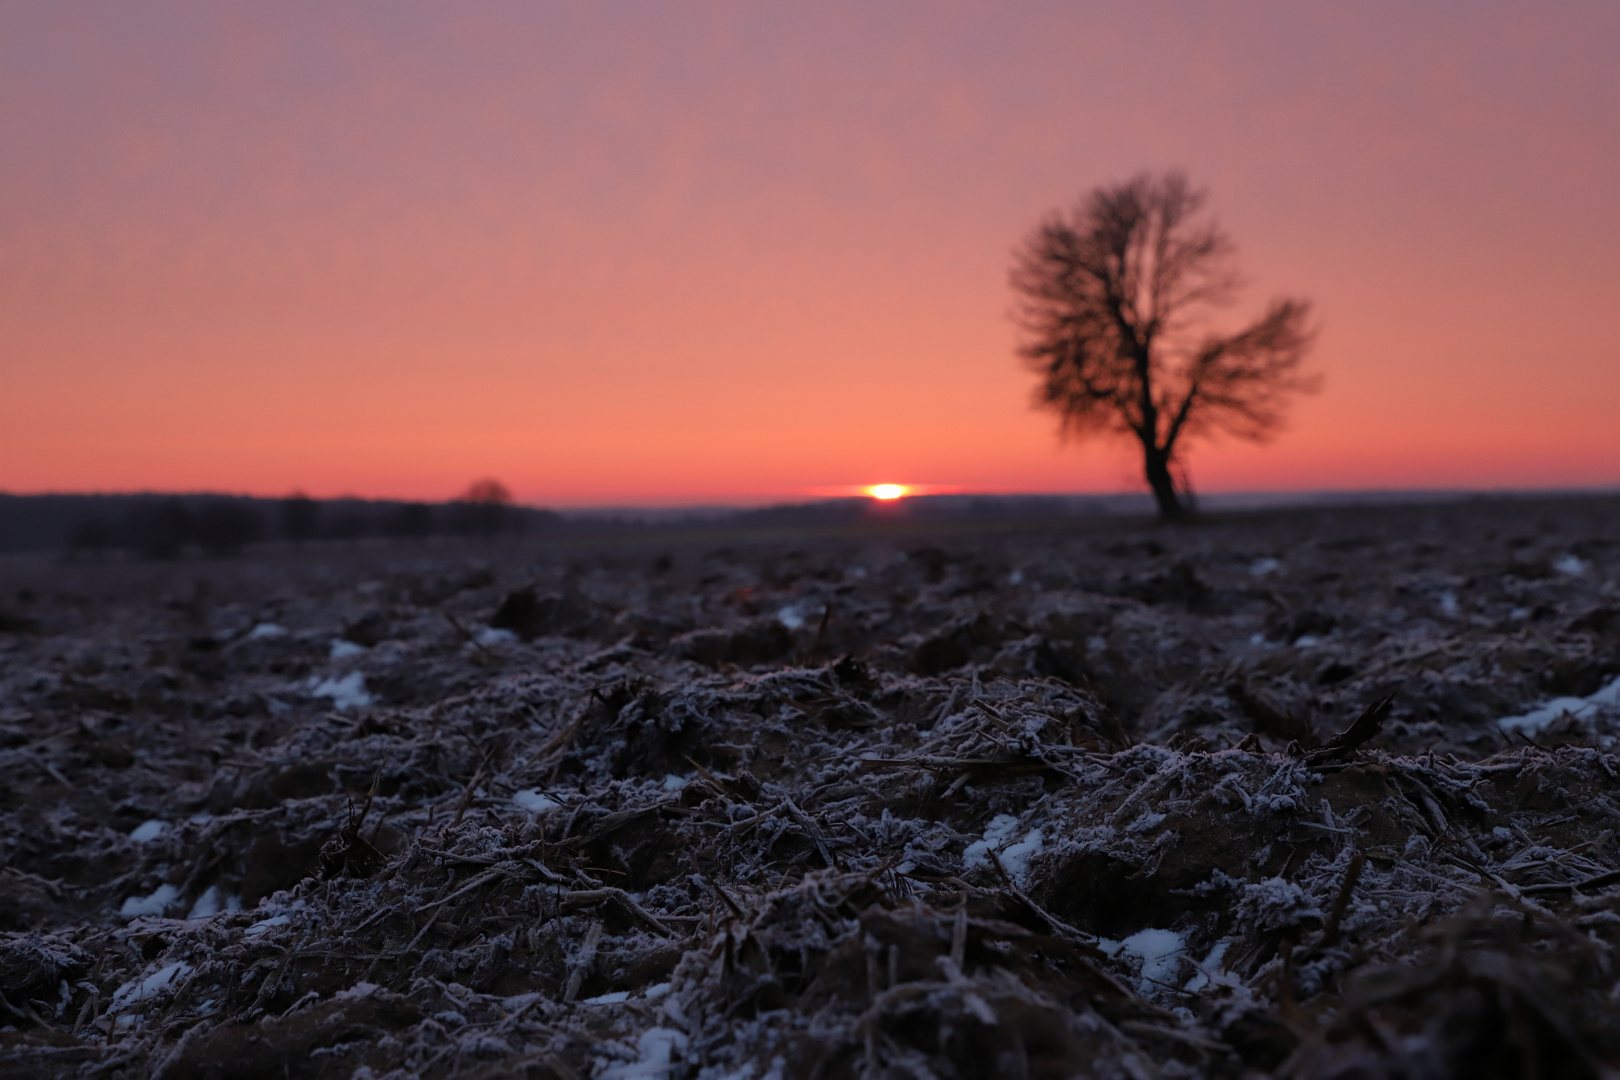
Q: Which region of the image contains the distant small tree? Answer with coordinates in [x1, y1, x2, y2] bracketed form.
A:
[451, 478, 512, 536]
[1011, 170, 1318, 522]
[462, 479, 511, 505]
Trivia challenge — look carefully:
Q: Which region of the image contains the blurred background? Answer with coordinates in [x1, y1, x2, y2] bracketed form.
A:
[2, 1, 1617, 508]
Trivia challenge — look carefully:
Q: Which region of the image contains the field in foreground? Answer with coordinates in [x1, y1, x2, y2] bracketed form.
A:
[2, 495, 1619, 1079]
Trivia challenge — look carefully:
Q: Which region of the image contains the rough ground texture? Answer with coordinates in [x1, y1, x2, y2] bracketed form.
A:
[3, 495, 1620, 1079]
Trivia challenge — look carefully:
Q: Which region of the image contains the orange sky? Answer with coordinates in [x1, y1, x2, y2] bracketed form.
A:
[3, 3, 1617, 506]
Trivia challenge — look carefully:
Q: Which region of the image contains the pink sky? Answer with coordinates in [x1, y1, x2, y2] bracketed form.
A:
[2, 2, 1617, 506]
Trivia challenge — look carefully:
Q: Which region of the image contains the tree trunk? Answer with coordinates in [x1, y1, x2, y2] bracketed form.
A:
[1143, 447, 1185, 523]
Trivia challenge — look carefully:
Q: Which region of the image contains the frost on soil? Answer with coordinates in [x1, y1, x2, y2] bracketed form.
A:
[2, 495, 1620, 1077]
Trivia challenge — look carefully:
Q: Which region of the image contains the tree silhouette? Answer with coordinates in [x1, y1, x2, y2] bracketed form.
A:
[461, 478, 511, 505]
[451, 478, 512, 536]
[1011, 171, 1317, 522]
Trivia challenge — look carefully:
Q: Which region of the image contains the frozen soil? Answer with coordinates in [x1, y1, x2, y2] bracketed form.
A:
[2, 495, 1620, 1078]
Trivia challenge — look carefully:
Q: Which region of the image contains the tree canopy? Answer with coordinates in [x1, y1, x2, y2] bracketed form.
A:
[1011, 171, 1317, 521]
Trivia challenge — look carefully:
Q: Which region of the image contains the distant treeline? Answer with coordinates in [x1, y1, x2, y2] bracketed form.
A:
[0, 492, 1148, 556]
[0, 493, 563, 557]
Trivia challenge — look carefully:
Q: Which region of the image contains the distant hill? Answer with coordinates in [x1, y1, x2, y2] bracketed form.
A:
[2, 487, 1608, 556]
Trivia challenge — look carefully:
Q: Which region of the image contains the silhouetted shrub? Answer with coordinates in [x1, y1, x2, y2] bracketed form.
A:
[449, 478, 512, 536]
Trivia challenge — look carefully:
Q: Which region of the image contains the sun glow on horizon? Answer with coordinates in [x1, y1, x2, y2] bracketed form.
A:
[866, 484, 910, 500]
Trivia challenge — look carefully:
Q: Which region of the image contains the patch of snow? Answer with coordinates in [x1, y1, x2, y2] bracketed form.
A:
[1249, 557, 1280, 576]
[999, 829, 1043, 882]
[475, 627, 519, 646]
[643, 981, 671, 1000]
[513, 789, 560, 813]
[247, 622, 286, 639]
[329, 638, 365, 660]
[119, 884, 181, 918]
[1510, 606, 1529, 620]
[109, 961, 192, 1011]
[661, 774, 690, 791]
[1126, 812, 1165, 833]
[1117, 928, 1186, 993]
[1087, 635, 1108, 652]
[963, 814, 1019, 864]
[601, 1026, 689, 1080]
[1008, 569, 1024, 585]
[1294, 635, 1319, 647]
[961, 839, 995, 867]
[187, 886, 221, 920]
[246, 914, 290, 935]
[308, 671, 373, 710]
[1497, 674, 1620, 734]
[1183, 940, 1230, 993]
[847, 565, 867, 579]
[1554, 554, 1588, 576]
[776, 603, 813, 630]
[500, 991, 543, 1012]
[129, 819, 167, 843]
[1499, 696, 1599, 734]
[984, 814, 1021, 846]
[583, 990, 630, 1004]
[962, 814, 1042, 884]
[338, 982, 383, 1000]
[1439, 591, 1459, 616]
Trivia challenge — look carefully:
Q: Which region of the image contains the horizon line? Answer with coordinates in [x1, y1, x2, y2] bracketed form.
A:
[3, 482, 1618, 516]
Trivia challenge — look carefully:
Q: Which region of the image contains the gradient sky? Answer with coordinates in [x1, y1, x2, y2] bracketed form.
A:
[3, 2, 1617, 506]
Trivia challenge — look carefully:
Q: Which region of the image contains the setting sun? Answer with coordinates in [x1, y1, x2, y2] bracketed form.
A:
[866, 484, 910, 500]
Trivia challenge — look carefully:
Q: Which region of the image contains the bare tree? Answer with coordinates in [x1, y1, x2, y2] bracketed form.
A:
[452, 478, 513, 536]
[1011, 171, 1317, 521]
[461, 478, 512, 505]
